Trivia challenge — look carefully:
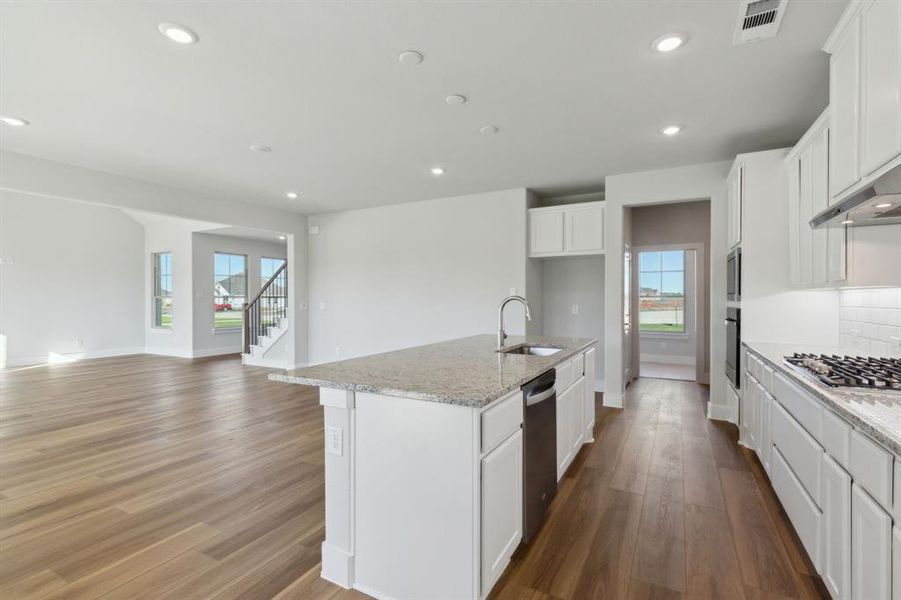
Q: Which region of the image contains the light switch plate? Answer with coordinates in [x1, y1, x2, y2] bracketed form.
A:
[327, 426, 343, 456]
[572, 304, 579, 315]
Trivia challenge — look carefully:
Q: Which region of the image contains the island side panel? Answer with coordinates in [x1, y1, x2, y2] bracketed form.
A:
[354, 392, 477, 600]
[319, 388, 356, 587]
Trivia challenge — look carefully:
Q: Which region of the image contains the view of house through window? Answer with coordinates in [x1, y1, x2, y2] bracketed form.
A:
[260, 257, 286, 287]
[152, 252, 172, 328]
[638, 250, 685, 333]
[213, 253, 247, 329]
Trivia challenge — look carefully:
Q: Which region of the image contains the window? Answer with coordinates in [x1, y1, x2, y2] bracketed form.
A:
[638, 250, 685, 333]
[152, 252, 173, 328]
[260, 257, 286, 288]
[213, 253, 246, 330]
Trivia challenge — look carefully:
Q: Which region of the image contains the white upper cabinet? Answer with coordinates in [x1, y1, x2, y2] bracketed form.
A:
[529, 209, 564, 256]
[825, 0, 901, 203]
[727, 161, 743, 250]
[829, 13, 862, 199]
[785, 111, 846, 288]
[860, 0, 901, 176]
[564, 203, 605, 254]
[528, 201, 605, 258]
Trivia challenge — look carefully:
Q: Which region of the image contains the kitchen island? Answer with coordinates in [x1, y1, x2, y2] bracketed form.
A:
[269, 334, 597, 600]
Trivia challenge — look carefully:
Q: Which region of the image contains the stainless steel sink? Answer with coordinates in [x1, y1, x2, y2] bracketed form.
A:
[498, 344, 563, 356]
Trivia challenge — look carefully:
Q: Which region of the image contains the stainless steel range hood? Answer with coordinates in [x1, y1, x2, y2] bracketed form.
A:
[810, 162, 901, 228]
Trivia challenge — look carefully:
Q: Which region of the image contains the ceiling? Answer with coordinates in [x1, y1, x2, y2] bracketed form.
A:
[0, 1, 846, 215]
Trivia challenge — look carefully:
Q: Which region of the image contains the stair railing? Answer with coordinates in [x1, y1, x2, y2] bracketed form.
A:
[243, 262, 288, 355]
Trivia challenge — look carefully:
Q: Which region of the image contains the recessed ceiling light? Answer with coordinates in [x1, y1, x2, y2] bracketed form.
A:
[480, 125, 498, 135]
[445, 95, 467, 105]
[158, 23, 198, 44]
[0, 115, 29, 127]
[652, 33, 686, 53]
[841, 219, 854, 225]
[278, 235, 286, 241]
[430, 166, 446, 176]
[875, 202, 893, 209]
[285, 191, 299, 200]
[660, 125, 682, 136]
[249, 144, 272, 153]
[398, 50, 423, 65]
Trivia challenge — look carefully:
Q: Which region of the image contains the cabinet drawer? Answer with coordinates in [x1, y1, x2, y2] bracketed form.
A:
[773, 374, 822, 443]
[821, 408, 851, 469]
[761, 365, 774, 394]
[849, 429, 893, 512]
[481, 391, 523, 454]
[772, 446, 822, 571]
[570, 353, 584, 378]
[556, 360, 573, 393]
[773, 402, 823, 507]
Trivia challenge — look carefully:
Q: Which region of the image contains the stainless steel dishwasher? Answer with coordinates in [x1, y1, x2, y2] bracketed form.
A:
[521, 369, 557, 543]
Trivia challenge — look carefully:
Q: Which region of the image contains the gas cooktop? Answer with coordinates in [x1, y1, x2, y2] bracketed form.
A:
[783, 353, 901, 391]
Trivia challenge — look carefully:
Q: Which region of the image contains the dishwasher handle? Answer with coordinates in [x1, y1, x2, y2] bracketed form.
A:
[525, 383, 555, 406]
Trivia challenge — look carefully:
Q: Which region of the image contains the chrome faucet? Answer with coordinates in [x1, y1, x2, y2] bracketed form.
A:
[497, 295, 532, 349]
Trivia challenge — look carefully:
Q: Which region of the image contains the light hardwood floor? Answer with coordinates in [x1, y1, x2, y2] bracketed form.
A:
[0, 355, 826, 599]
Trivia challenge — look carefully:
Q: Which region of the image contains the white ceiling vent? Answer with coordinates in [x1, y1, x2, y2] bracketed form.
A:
[733, 0, 788, 45]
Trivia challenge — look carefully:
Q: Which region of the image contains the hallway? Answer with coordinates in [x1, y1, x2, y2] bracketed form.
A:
[491, 377, 827, 599]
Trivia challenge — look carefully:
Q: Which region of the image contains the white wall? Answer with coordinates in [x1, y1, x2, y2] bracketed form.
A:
[605, 161, 731, 414]
[740, 149, 839, 347]
[0, 190, 144, 366]
[143, 218, 196, 357]
[191, 232, 287, 356]
[631, 201, 711, 378]
[308, 189, 529, 364]
[1, 150, 310, 367]
[540, 256, 605, 389]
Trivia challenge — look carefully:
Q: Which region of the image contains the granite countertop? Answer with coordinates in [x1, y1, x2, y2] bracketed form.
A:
[269, 334, 597, 408]
[743, 340, 901, 457]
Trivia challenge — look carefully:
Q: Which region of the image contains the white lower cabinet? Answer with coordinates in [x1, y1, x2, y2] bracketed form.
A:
[893, 526, 900, 600]
[556, 383, 573, 481]
[851, 483, 892, 600]
[584, 348, 596, 440]
[772, 446, 822, 571]
[481, 429, 523, 595]
[821, 454, 852, 600]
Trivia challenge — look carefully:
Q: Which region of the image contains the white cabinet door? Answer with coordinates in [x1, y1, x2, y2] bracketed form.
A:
[827, 222, 847, 283]
[584, 349, 596, 440]
[570, 377, 585, 451]
[851, 483, 892, 600]
[798, 146, 814, 285]
[893, 526, 900, 600]
[727, 163, 743, 249]
[860, 0, 901, 176]
[740, 376, 758, 449]
[481, 429, 523, 596]
[810, 127, 829, 285]
[759, 391, 772, 474]
[787, 156, 801, 286]
[821, 454, 852, 600]
[564, 204, 604, 254]
[830, 14, 862, 199]
[529, 210, 564, 256]
[556, 384, 572, 481]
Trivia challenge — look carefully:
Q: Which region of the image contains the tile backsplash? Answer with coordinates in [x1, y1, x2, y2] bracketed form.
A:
[839, 288, 901, 357]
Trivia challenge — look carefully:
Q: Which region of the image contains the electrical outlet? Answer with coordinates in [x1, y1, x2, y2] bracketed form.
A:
[571, 304, 579, 315]
[0, 257, 13, 265]
[309, 226, 320, 235]
[336, 347, 341, 356]
[327, 426, 343, 456]
[74, 337, 84, 349]
[509, 287, 517, 296]
[320, 302, 327, 311]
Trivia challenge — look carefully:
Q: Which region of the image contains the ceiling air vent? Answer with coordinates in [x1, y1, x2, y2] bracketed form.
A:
[733, 0, 788, 45]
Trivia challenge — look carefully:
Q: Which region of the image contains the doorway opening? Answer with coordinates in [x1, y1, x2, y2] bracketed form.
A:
[636, 247, 697, 381]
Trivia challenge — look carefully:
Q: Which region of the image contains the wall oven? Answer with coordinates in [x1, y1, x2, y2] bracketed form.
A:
[725, 307, 741, 389]
[727, 247, 741, 302]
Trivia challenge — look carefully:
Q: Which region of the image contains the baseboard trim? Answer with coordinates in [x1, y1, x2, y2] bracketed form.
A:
[320, 543, 354, 589]
[242, 355, 290, 369]
[144, 347, 193, 359]
[707, 401, 737, 424]
[5, 346, 146, 368]
[192, 347, 240, 358]
[594, 379, 605, 393]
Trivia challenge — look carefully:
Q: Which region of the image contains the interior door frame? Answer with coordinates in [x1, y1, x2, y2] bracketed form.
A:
[630, 242, 707, 383]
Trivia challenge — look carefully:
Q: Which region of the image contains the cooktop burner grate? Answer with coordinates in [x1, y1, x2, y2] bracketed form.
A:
[783, 353, 901, 390]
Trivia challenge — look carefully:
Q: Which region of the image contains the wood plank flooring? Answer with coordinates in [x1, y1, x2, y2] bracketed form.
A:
[0, 355, 827, 599]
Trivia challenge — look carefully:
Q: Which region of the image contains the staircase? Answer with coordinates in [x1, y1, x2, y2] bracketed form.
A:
[242, 261, 290, 368]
